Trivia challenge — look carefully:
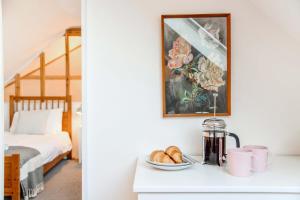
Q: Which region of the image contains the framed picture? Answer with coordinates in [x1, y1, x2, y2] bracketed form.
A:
[161, 14, 231, 117]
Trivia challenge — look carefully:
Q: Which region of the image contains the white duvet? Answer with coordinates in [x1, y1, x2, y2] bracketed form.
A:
[5, 131, 72, 180]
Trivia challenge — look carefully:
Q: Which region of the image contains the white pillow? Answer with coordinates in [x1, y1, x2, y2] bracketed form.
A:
[10, 112, 19, 133]
[45, 108, 63, 134]
[13, 110, 50, 135]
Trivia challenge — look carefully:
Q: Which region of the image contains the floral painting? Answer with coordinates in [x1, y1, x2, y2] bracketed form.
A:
[162, 14, 231, 117]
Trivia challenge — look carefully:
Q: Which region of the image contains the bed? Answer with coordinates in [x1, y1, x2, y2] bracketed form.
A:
[4, 95, 73, 200]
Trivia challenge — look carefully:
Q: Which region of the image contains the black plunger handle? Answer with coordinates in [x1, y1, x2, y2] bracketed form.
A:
[227, 132, 240, 148]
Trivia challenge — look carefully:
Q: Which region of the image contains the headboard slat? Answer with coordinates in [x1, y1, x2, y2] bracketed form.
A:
[21, 100, 24, 110]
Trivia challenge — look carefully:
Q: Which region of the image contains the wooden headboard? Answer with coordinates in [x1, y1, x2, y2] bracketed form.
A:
[9, 95, 72, 140]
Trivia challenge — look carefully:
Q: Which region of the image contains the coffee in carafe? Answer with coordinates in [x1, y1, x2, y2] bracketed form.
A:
[202, 126, 226, 165]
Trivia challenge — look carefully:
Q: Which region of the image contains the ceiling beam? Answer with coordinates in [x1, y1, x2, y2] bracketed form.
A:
[22, 75, 81, 80]
[66, 27, 81, 36]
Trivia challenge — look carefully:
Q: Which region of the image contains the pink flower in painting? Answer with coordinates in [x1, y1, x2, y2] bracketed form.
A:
[167, 37, 193, 69]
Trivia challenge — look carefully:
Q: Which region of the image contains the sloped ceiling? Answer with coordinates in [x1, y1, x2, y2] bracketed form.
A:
[3, 0, 300, 83]
[3, 0, 81, 82]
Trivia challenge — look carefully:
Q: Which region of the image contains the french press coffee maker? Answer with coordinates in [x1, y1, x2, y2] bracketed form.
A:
[202, 94, 240, 166]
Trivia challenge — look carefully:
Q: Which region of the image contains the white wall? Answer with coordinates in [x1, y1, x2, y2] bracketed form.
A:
[84, 0, 300, 200]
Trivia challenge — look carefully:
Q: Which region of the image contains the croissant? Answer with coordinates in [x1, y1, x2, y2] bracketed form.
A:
[150, 150, 175, 164]
[165, 146, 183, 164]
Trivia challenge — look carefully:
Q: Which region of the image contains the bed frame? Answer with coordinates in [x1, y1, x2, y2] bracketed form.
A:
[4, 95, 72, 200]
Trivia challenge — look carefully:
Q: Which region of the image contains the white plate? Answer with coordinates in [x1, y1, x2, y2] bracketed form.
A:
[146, 156, 191, 166]
[147, 163, 194, 171]
[145, 156, 195, 171]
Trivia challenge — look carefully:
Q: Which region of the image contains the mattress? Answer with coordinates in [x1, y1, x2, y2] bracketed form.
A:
[4, 131, 72, 165]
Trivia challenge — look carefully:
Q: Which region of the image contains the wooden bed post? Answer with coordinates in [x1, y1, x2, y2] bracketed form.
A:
[40, 52, 45, 99]
[9, 96, 15, 126]
[65, 29, 73, 159]
[68, 95, 72, 140]
[11, 155, 20, 200]
[14, 74, 20, 97]
[68, 95, 73, 159]
[64, 27, 81, 98]
[65, 31, 70, 98]
[4, 154, 20, 200]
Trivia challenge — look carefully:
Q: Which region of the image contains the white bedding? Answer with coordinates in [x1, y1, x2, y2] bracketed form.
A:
[5, 131, 72, 181]
[5, 131, 72, 165]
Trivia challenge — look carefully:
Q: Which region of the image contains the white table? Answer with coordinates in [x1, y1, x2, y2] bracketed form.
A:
[133, 156, 300, 200]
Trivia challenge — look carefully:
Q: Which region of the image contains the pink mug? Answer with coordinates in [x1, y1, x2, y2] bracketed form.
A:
[227, 148, 253, 177]
[243, 145, 268, 172]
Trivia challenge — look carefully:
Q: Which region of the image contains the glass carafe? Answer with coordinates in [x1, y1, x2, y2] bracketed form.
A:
[202, 118, 240, 166]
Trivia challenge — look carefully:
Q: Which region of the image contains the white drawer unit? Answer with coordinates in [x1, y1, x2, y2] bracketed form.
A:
[133, 156, 300, 200]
